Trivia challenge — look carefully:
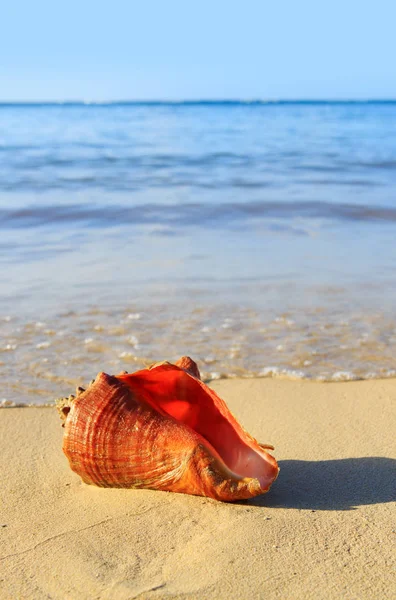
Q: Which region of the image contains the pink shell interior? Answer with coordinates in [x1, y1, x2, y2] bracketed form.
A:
[119, 363, 278, 489]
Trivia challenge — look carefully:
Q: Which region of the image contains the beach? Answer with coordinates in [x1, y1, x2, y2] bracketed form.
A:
[1, 101, 396, 599]
[1, 377, 395, 599]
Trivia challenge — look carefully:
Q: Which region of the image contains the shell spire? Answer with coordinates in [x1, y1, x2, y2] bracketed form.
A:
[57, 357, 279, 502]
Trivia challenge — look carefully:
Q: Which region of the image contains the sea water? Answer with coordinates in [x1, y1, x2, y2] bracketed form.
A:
[1, 101, 396, 404]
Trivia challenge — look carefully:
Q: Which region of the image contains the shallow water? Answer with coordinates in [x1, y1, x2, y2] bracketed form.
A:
[1, 101, 396, 404]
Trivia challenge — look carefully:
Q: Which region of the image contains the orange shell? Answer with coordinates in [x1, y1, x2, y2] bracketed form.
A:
[60, 357, 279, 502]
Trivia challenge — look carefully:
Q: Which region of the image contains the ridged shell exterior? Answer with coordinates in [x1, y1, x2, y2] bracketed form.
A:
[61, 362, 279, 502]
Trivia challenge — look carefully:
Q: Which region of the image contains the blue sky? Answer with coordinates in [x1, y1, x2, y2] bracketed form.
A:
[1, 0, 395, 101]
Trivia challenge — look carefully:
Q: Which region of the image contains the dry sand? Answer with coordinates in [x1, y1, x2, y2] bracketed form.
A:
[1, 378, 395, 599]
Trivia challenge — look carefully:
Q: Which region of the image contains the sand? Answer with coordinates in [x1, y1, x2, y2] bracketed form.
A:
[1, 377, 395, 600]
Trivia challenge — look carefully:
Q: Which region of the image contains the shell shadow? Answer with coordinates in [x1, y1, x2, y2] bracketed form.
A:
[248, 457, 396, 510]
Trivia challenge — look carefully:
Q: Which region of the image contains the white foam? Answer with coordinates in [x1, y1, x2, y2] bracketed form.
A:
[274, 317, 294, 326]
[0, 400, 54, 408]
[1, 399, 15, 407]
[127, 313, 141, 320]
[259, 366, 281, 377]
[209, 372, 222, 380]
[127, 336, 139, 348]
[4, 344, 17, 351]
[259, 366, 306, 379]
[331, 371, 358, 381]
[384, 369, 396, 377]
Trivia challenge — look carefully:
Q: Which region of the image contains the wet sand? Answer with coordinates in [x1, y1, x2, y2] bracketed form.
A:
[1, 378, 395, 599]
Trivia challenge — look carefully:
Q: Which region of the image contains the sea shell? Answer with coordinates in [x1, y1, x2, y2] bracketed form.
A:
[57, 357, 279, 502]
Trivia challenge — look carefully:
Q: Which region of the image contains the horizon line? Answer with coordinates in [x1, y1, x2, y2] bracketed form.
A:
[0, 98, 396, 106]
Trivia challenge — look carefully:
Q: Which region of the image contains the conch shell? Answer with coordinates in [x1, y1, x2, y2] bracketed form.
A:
[57, 357, 279, 502]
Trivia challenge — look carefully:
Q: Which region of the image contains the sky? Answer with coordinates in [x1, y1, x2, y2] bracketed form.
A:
[1, 0, 395, 101]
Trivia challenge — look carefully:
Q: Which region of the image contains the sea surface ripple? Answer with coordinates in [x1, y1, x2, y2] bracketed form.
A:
[1, 101, 396, 404]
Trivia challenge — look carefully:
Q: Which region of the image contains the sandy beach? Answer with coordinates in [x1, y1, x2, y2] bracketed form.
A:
[1, 377, 395, 599]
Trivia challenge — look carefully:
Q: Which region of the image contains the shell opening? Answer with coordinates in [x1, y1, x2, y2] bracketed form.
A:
[119, 365, 277, 489]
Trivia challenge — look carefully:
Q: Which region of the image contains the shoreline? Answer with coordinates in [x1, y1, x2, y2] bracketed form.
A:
[1, 377, 395, 599]
[3, 374, 396, 409]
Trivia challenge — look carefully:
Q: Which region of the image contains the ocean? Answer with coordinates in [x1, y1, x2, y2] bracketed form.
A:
[1, 100, 396, 405]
